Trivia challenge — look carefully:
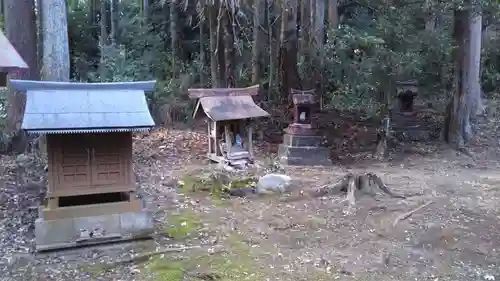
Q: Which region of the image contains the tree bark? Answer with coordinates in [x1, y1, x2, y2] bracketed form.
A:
[251, 0, 266, 84]
[199, 0, 206, 86]
[216, 5, 226, 87]
[279, 0, 300, 103]
[110, 0, 119, 44]
[40, 0, 71, 81]
[444, 8, 478, 149]
[208, 2, 221, 87]
[170, 0, 180, 74]
[328, 0, 338, 28]
[100, 0, 108, 46]
[4, 0, 38, 152]
[224, 9, 236, 87]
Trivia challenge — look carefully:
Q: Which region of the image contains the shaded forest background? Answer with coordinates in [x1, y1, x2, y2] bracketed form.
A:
[0, 0, 500, 155]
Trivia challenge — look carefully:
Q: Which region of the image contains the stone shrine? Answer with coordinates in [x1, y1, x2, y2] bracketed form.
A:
[278, 89, 331, 166]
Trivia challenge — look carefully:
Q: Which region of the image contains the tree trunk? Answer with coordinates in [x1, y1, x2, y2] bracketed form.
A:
[279, 0, 300, 103]
[251, 0, 266, 84]
[444, 8, 476, 149]
[328, 0, 338, 28]
[208, 2, 220, 87]
[469, 12, 484, 117]
[4, 0, 38, 152]
[216, 6, 226, 87]
[314, 0, 325, 110]
[199, 0, 206, 86]
[267, 0, 277, 97]
[224, 9, 236, 87]
[110, 0, 119, 44]
[100, 0, 108, 46]
[299, 0, 310, 72]
[170, 0, 180, 75]
[40, 0, 70, 81]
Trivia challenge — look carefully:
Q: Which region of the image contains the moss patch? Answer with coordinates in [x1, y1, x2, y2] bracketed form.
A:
[144, 232, 266, 281]
[164, 209, 202, 240]
[147, 256, 186, 281]
[178, 170, 257, 199]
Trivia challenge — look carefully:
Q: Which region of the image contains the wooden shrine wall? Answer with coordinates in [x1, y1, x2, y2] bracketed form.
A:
[46, 132, 134, 198]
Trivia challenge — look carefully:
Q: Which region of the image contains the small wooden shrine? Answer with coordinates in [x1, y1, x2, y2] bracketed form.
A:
[189, 85, 269, 166]
[279, 88, 331, 166]
[10, 79, 157, 251]
[0, 30, 29, 86]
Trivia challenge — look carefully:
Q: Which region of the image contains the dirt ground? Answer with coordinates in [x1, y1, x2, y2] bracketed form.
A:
[2, 116, 500, 280]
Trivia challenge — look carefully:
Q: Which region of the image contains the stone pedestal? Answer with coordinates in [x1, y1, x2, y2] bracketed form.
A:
[278, 134, 331, 166]
[34, 199, 153, 252]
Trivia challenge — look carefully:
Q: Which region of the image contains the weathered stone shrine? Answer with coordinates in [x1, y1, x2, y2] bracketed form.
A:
[395, 80, 418, 113]
[279, 89, 331, 166]
[0, 30, 28, 86]
[189, 85, 269, 166]
[11, 79, 157, 251]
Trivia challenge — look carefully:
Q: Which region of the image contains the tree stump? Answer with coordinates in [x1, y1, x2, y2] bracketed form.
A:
[310, 172, 406, 206]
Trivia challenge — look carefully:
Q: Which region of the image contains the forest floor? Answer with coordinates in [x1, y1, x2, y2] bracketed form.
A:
[2, 103, 500, 281]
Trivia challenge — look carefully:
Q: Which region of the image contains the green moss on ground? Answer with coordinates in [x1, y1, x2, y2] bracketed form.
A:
[164, 209, 202, 240]
[178, 170, 257, 199]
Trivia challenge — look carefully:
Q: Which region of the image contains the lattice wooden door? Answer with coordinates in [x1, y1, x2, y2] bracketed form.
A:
[53, 135, 92, 191]
[89, 134, 126, 187]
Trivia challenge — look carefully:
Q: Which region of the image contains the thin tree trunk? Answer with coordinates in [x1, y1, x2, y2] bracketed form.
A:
[279, 0, 300, 103]
[267, 0, 276, 97]
[170, 0, 179, 74]
[225, 9, 236, 87]
[209, 2, 219, 87]
[328, 0, 338, 28]
[299, 0, 310, 78]
[314, 0, 325, 110]
[100, 0, 108, 46]
[216, 5, 226, 87]
[40, 0, 70, 81]
[4, 0, 38, 152]
[110, 0, 118, 44]
[251, 0, 266, 84]
[199, 0, 206, 86]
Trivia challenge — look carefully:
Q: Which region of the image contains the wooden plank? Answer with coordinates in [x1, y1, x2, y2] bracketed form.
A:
[47, 185, 135, 197]
[188, 85, 260, 99]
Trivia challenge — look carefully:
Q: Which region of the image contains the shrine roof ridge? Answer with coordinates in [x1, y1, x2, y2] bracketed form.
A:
[9, 79, 156, 91]
[11, 79, 157, 134]
[189, 85, 270, 121]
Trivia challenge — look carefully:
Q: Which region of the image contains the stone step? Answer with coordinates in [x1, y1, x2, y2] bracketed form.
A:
[280, 155, 332, 166]
[282, 134, 323, 147]
[278, 144, 330, 160]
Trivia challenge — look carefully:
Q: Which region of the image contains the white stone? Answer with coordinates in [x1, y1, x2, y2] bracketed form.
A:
[256, 173, 292, 194]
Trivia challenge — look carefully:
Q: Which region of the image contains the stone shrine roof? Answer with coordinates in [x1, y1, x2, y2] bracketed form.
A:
[0, 30, 28, 72]
[10, 80, 156, 134]
[189, 85, 269, 121]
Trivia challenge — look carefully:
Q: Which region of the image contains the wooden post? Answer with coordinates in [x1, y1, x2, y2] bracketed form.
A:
[248, 125, 253, 157]
[224, 124, 231, 155]
[207, 121, 212, 155]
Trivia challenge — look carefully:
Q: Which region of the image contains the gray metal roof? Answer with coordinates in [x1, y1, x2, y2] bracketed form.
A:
[0, 30, 29, 72]
[9, 80, 157, 134]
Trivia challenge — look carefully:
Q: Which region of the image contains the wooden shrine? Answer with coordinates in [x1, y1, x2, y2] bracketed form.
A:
[189, 85, 269, 166]
[10, 79, 157, 251]
[0, 30, 28, 86]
